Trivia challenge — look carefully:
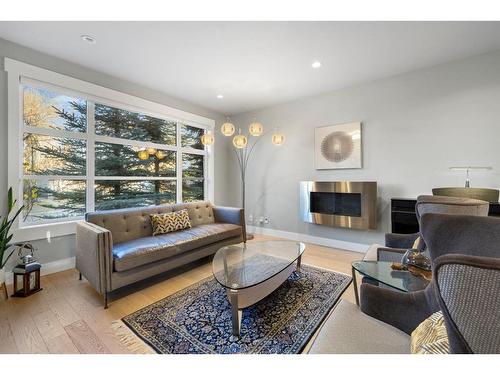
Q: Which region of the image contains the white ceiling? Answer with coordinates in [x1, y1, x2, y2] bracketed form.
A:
[1, 21, 500, 115]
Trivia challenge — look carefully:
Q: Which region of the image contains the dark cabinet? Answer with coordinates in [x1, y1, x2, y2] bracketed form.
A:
[391, 198, 500, 234]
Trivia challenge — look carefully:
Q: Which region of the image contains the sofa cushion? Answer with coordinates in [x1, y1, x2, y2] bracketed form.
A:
[113, 236, 181, 272]
[150, 209, 192, 235]
[112, 223, 242, 272]
[172, 223, 242, 252]
[308, 299, 410, 354]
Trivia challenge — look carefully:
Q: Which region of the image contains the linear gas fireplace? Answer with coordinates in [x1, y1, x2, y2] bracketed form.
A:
[300, 181, 377, 230]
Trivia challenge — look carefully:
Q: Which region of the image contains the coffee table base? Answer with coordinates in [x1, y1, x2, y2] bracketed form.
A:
[226, 256, 302, 336]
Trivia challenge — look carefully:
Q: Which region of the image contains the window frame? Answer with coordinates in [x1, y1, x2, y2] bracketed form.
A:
[6, 58, 215, 242]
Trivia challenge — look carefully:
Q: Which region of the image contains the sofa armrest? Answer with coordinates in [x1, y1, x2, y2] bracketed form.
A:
[385, 232, 420, 248]
[213, 206, 246, 240]
[76, 221, 113, 294]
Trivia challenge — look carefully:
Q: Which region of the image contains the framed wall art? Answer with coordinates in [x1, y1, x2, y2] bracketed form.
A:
[314, 122, 362, 169]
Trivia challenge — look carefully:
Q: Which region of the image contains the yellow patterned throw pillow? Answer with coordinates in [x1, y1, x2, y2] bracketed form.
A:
[150, 209, 192, 236]
[411, 311, 450, 354]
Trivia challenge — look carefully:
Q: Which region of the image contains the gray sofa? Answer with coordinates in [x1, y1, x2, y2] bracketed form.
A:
[76, 201, 245, 308]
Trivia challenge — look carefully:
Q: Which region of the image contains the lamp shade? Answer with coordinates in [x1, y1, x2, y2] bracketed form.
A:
[221, 121, 235, 136]
[155, 150, 166, 160]
[272, 132, 285, 146]
[233, 134, 248, 149]
[201, 132, 215, 146]
[249, 121, 263, 136]
[137, 149, 149, 160]
[147, 147, 157, 155]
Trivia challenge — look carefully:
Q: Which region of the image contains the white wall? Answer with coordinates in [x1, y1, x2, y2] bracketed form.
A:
[0, 37, 230, 270]
[231, 50, 500, 247]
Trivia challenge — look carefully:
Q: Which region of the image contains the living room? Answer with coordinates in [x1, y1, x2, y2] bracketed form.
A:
[1, 1, 500, 372]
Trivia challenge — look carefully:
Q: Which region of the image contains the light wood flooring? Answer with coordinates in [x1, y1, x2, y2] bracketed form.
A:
[0, 234, 362, 354]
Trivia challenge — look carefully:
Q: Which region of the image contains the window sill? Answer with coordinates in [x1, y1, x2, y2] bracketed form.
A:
[14, 220, 81, 242]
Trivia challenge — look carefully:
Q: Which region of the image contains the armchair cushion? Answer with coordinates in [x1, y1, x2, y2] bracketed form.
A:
[410, 311, 450, 354]
[308, 300, 410, 354]
[113, 223, 242, 272]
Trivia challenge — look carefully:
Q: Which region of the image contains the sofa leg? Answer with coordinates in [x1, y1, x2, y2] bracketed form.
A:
[104, 291, 108, 309]
[79, 273, 82, 281]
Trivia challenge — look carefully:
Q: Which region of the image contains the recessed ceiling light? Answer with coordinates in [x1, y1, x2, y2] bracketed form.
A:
[216, 94, 224, 99]
[311, 61, 322, 69]
[81, 35, 96, 44]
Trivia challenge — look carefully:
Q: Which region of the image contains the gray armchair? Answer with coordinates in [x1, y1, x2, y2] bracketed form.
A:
[360, 213, 500, 353]
[364, 195, 490, 262]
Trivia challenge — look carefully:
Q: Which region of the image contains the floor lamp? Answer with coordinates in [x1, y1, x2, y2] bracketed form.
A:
[200, 118, 285, 239]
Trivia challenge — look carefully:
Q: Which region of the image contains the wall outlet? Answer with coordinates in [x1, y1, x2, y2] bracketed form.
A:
[264, 217, 270, 225]
[248, 214, 253, 224]
[258, 216, 265, 224]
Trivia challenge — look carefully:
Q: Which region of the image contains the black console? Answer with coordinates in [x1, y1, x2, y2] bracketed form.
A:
[391, 198, 500, 234]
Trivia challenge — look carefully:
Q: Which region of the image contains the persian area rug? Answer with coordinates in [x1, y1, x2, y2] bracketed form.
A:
[114, 265, 351, 354]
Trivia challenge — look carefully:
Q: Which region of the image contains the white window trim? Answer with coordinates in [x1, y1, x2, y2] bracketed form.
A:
[5, 58, 215, 242]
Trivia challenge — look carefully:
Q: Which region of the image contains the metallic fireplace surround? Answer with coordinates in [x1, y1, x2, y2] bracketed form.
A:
[300, 181, 377, 230]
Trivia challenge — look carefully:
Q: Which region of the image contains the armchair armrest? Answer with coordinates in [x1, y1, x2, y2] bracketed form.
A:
[385, 232, 420, 248]
[213, 206, 246, 240]
[76, 221, 113, 295]
[377, 247, 406, 262]
[364, 244, 405, 262]
[360, 283, 437, 334]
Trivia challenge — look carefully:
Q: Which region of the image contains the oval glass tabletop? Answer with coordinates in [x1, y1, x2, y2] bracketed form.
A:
[212, 240, 305, 290]
[352, 261, 430, 292]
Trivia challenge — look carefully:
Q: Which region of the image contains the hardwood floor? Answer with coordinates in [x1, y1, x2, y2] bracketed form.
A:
[0, 234, 363, 353]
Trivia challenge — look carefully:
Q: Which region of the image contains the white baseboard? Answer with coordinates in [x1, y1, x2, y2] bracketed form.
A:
[248, 225, 369, 253]
[5, 256, 75, 285]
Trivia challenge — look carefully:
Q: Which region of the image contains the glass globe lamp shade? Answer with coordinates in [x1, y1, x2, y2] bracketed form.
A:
[221, 121, 235, 136]
[232, 134, 248, 149]
[200, 133, 215, 146]
[155, 150, 166, 160]
[147, 147, 157, 155]
[249, 121, 263, 136]
[137, 150, 149, 160]
[272, 133, 285, 146]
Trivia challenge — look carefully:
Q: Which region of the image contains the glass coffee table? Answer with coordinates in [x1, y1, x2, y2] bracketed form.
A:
[213, 240, 305, 336]
[351, 261, 430, 305]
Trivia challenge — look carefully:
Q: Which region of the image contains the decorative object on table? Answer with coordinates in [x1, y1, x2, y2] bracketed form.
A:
[448, 166, 492, 188]
[407, 265, 432, 281]
[314, 122, 361, 169]
[391, 262, 432, 281]
[401, 247, 431, 271]
[113, 264, 351, 354]
[11, 242, 42, 298]
[1, 187, 25, 301]
[199, 118, 285, 239]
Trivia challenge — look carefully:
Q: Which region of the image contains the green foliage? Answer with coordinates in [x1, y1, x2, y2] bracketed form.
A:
[0, 187, 24, 269]
[23, 89, 204, 222]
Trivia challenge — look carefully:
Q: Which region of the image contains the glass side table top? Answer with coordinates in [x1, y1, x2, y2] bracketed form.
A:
[213, 240, 305, 290]
[352, 261, 430, 292]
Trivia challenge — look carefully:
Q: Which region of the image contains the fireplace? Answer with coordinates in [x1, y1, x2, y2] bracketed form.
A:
[300, 181, 377, 230]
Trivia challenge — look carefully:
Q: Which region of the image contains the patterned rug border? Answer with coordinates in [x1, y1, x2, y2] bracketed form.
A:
[118, 263, 352, 354]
